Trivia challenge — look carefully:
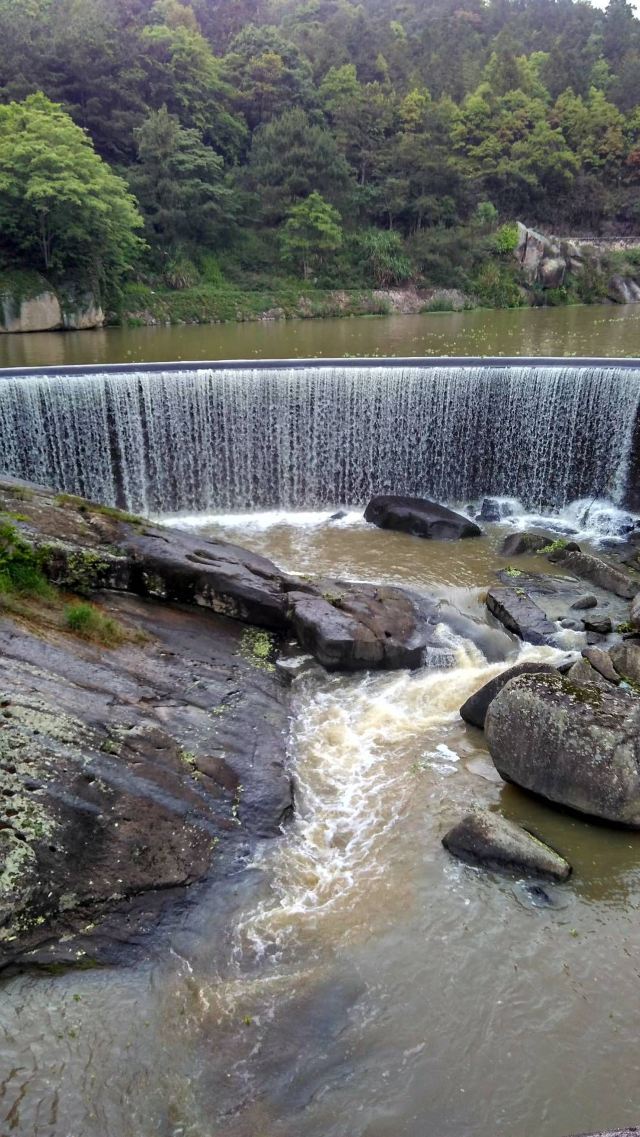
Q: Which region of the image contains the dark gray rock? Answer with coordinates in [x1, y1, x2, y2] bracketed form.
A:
[582, 614, 613, 635]
[567, 657, 615, 691]
[0, 593, 292, 971]
[0, 480, 430, 674]
[364, 494, 482, 540]
[582, 646, 621, 684]
[500, 531, 550, 557]
[609, 641, 640, 686]
[560, 618, 582, 630]
[485, 672, 640, 826]
[552, 549, 640, 600]
[478, 497, 515, 523]
[442, 809, 571, 880]
[288, 583, 428, 670]
[631, 593, 640, 631]
[486, 586, 557, 645]
[460, 661, 558, 729]
[570, 594, 598, 610]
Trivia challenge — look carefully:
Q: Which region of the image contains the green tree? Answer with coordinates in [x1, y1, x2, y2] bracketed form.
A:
[0, 93, 142, 292]
[245, 108, 352, 223]
[279, 191, 343, 278]
[129, 106, 235, 254]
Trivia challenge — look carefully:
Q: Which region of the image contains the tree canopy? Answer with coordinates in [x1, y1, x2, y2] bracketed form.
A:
[1, 0, 640, 295]
[0, 93, 142, 293]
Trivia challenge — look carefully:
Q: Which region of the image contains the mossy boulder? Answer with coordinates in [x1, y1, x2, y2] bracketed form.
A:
[486, 672, 640, 826]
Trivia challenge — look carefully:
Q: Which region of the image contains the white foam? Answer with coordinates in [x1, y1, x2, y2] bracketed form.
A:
[154, 508, 365, 531]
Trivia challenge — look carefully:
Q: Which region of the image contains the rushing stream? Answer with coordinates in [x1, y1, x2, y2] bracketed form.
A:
[2, 508, 640, 1137]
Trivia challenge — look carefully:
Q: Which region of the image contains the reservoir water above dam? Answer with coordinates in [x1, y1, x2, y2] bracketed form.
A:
[1, 302, 640, 369]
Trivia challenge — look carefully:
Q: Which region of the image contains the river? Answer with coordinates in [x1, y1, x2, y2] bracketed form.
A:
[1, 310, 640, 1137]
[1, 510, 640, 1137]
[2, 302, 640, 367]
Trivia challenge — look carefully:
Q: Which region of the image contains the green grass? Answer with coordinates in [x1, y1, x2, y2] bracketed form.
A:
[64, 602, 126, 646]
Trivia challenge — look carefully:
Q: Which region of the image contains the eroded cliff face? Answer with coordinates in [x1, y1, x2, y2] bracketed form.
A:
[0, 274, 104, 332]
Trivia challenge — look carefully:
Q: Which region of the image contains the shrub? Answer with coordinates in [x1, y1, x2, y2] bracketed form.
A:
[472, 262, 523, 308]
[355, 229, 412, 287]
[493, 221, 520, 255]
[0, 521, 53, 598]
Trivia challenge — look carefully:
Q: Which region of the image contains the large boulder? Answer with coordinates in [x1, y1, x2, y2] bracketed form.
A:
[609, 641, 640, 686]
[287, 583, 428, 670]
[539, 257, 566, 288]
[364, 495, 482, 540]
[500, 531, 550, 557]
[485, 672, 640, 826]
[442, 809, 571, 880]
[486, 585, 557, 645]
[0, 289, 62, 333]
[460, 660, 558, 729]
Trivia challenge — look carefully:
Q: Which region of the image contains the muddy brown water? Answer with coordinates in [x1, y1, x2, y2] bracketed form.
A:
[2, 303, 640, 368]
[2, 511, 640, 1137]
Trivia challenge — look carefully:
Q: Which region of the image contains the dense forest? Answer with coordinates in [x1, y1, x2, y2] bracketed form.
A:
[1, 0, 640, 314]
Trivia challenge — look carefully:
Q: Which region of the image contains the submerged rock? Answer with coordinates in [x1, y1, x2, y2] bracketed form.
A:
[485, 672, 640, 826]
[442, 809, 571, 880]
[364, 494, 482, 540]
[460, 661, 558, 729]
[570, 594, 598, 610]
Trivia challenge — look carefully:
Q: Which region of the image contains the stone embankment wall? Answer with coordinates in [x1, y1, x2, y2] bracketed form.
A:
[514, 222, 640, 303]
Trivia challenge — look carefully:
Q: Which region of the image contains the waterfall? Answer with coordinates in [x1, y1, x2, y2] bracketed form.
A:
[0, 361, 639, 513]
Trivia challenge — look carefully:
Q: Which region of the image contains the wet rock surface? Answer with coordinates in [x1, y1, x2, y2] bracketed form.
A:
[486, 585, 557, 645]
[485, 672, 640, 826]
[460, 661, 558, 729]
[364, 494, 482, 540]
[552, 548, 640, 600]
[500, 531, 551, 556]
[0, 478, 430, 672]
[0, 593, 292, 971]
[442, 808, 571, 880]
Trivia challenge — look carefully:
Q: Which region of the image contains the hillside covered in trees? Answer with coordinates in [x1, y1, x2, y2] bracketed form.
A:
[2, 0, 640, 317]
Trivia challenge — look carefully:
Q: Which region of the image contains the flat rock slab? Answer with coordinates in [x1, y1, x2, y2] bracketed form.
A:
[364, 494, 482, 540]
[486, 585, 557, 645]
[553, 549, 640, 600]
[486, 672, 640, 826]
[442, 809, 571, 880]
[0, 593, 291, 970]
[0, 479, 430, 673]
